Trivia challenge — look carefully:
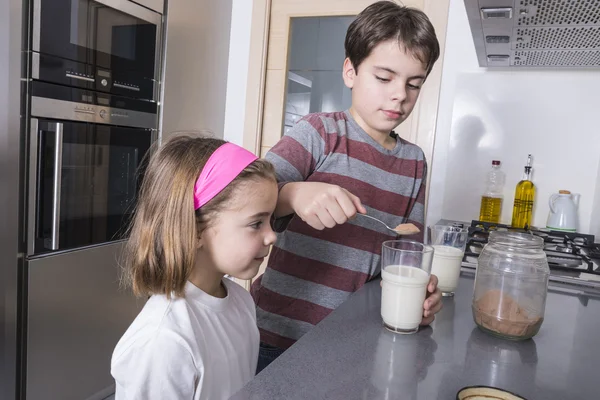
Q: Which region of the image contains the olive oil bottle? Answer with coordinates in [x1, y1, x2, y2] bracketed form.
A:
[511, 154, 535, 229]
[479, 160, 505, 223]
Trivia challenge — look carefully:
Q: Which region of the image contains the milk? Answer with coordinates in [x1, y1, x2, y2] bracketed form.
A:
[381, 265, 429, 333]
[430, 245, 464, 294]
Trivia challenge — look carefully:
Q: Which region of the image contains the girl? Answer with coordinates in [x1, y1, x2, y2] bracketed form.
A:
[111, 134, 278, 399]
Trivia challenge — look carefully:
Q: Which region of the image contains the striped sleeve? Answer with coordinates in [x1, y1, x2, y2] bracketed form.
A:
[265, 116, 328, 231]
[265, 115, 328, 184]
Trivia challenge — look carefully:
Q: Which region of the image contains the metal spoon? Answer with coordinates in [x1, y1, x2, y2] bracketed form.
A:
[357, 214, 420, 236]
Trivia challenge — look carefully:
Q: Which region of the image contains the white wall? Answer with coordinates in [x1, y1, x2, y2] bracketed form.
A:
[223, 0, 253, 146]
[590, 160, 600, 238]
[161, 0, 233, 139]
[427, 0, 600, 234]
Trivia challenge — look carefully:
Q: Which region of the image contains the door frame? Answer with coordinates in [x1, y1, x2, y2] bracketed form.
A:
[241, 0, 272, 155]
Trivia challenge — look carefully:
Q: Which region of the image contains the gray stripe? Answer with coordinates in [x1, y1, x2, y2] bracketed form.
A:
[320, 153, 422, 195]
[320, 114, 424, 162]
[318, 115, 343, 135]
[395, 141, 424, 160]
[407, 202, 425, 223]
[265, 152, 304, 182]
[262, 268, 351, 310]
[256, 308, 314, 340]
[277, 231, 380, 275]
[337, 113, 425, 160]
[268, 119, 327, 174]
[290, 119, 326, 153]
[335, 119, 349, 137]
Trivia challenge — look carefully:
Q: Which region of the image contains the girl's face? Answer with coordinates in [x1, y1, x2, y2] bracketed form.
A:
[199, 178, 278, 280]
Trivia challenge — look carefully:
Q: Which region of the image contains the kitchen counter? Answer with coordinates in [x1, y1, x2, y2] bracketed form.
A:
[232, 272, 600, 399]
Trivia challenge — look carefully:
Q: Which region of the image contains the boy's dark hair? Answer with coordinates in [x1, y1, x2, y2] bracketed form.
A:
[345, 1, 440, 75]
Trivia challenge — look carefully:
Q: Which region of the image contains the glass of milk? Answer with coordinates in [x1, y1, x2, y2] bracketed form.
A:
[381, 240, 433, 334]
[428, 225, 469, 297]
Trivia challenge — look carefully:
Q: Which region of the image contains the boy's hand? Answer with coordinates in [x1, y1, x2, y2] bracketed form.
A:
[290, 182, 366, 230]
[421, 274, 442, 326]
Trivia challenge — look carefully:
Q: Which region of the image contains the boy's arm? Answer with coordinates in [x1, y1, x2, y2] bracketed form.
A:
[265, 116, 325, 218]
[405, 161, 427, 243]
[265, 115, 365, 230]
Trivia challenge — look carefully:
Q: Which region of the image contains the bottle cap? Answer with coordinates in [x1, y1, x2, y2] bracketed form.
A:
[492, 160, 501, 166]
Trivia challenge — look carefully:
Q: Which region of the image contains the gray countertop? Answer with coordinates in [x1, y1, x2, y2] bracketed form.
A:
[232, 272, 600, 400]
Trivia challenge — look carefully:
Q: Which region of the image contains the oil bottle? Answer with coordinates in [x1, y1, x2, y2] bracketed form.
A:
[479, 160, 505, 223]
[511, 154, 535, 229]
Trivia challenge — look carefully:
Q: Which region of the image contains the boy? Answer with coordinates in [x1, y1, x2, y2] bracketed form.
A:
[252, 1, 443, 372]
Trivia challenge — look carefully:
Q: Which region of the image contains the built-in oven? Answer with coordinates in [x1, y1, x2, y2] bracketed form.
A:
[27, 81, 156, 256]
[31, 0, 163, 102]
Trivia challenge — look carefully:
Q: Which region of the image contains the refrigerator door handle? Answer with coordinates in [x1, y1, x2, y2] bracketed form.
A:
[27, 118, 39, 255]
[44, 122, 64, 251]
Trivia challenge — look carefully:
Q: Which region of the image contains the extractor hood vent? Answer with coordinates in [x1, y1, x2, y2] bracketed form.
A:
[464, 0, 600, 68]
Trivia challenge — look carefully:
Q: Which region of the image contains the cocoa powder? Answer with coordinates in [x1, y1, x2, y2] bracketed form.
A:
[473, 290, 542, 338]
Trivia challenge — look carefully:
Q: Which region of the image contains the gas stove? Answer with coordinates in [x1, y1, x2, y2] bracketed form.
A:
[439, 219, 600, 289]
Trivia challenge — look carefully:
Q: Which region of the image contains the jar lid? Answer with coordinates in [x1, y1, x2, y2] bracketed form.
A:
[559, 190, 571, 194]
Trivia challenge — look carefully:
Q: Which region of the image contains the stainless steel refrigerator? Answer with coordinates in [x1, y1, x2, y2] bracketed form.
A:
[1, 0, 166, 399]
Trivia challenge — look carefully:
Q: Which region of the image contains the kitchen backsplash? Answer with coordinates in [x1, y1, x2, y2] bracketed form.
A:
[427, 0, 600, 235]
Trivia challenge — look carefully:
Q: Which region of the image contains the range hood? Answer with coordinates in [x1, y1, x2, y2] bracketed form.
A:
[464, 0, 600, 68]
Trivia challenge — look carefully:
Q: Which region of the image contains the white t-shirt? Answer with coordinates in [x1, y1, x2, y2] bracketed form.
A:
[111, 278, 259, 400]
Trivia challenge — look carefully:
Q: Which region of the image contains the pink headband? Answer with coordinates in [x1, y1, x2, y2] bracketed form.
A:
[193, 143, 258, 210]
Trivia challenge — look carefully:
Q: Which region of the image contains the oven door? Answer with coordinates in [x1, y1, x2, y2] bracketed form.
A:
[28, 118, 152, 256]
[32, 0, 162, 101]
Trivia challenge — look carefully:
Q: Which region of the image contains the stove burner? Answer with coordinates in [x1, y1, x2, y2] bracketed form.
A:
[465, 220, 599, 276]
[589, 245, 600, 259]
[556, 244, 574, 254]
[546, 254, 582, 267]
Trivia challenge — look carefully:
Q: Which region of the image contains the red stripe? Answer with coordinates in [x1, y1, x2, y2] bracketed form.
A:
[268, 246, 370, 292]
[288, 218, 394, 254]
[332, 134, 425, 177]
[308, 172, 416, 216]
[255, 285, 333, 326]
[258, 328, 297, 350]
[270, 136, 316, 178]
[302, 112, 425, 177]
[302, 112, 348, 154]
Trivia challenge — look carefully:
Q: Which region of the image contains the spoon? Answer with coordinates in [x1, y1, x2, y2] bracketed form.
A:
[357, 214, 420, 236]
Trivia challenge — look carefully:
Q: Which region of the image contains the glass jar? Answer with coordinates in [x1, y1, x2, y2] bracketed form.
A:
[472, 231, 550, 340]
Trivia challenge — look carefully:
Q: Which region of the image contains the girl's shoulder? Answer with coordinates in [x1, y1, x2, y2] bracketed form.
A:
[222, 278, 255, 312]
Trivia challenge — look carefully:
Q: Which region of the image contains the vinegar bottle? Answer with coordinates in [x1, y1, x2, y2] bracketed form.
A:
[511, 154, 535, 229]
[479, 160, 505, 224]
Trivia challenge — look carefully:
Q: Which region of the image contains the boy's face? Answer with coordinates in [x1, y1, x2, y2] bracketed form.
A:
[342, 39, 428, 141]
